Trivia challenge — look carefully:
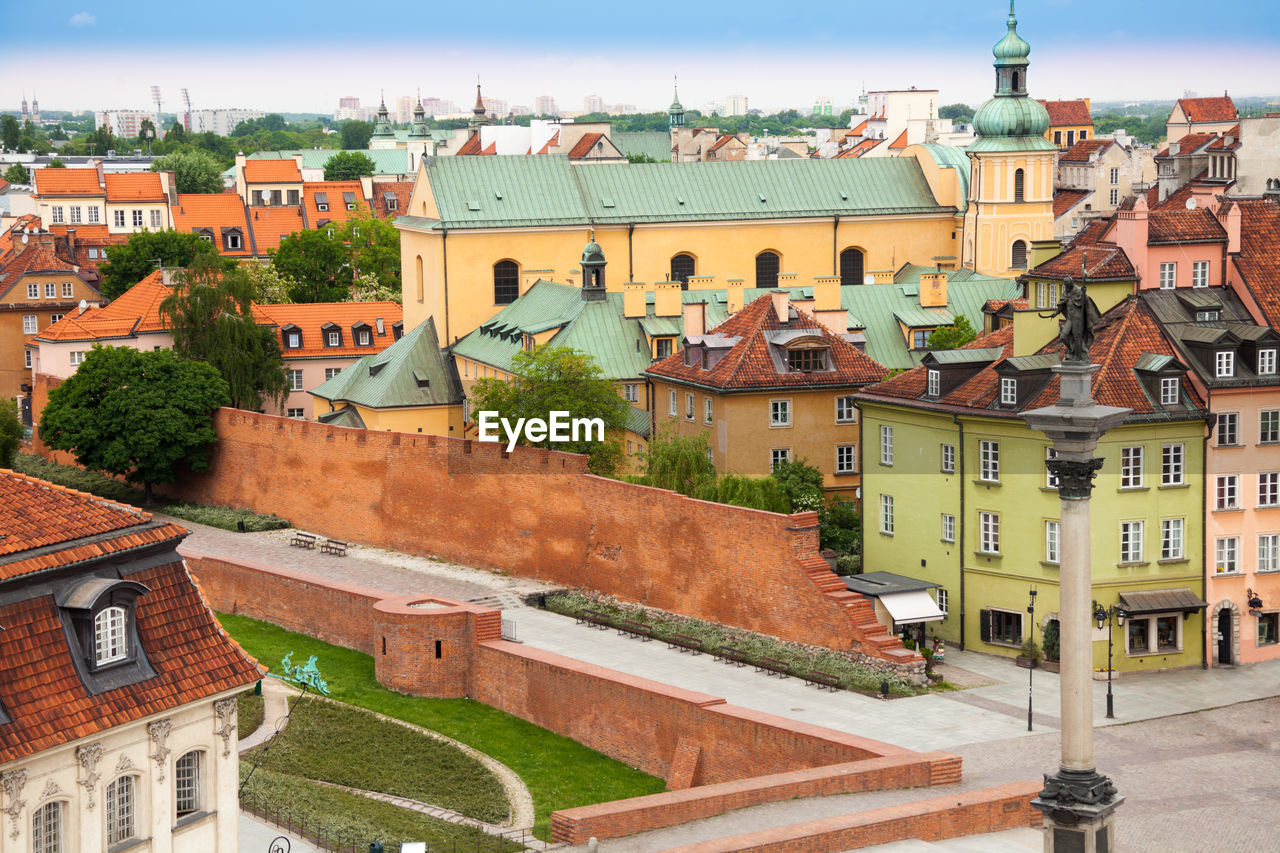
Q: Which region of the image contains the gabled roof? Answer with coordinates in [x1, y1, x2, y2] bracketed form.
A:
[1159, 132, 1216, 158]
[1052, 188, 1092, 219]
[33, 168, 103, 197]
[372, 181, 414, 220]
[1058, 138, 1113, 163]
[0, 470, 156, 563]
[104, 172, 165, 202]
[1206, 125, 1242, 151]
[244, 159, 302, 183]
[311, 316, 461, 409]
[303, 181, 370, 226]
[249, 206, 305, 253]
[33, 270, 169, 342]
[454, 133, 484, 156]
[1141, 286, 1280, 388]
[253, 301, 402, 360]
[536, 131, 561, 155]
[611, 131, 670, 163]
[888, 129, 909, 150]
[835, 138, 881, 158]
[171, 193, 253, 257]
[1148, 207, 1227, 244]
[1174, 96, 1237, 124]
[646, 292, 888, 391]
[1229, 198, 1280, 328]
[1029, 227, 1135, 281]
[0, 238, 82, 301]
[568, 132, 606, 158]
[1039, 99, 1093, 127]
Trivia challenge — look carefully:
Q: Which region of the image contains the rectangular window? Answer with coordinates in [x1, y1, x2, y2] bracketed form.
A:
[70, 351, 85, 366]
[979, 511, 1000, 554]
[1155, 615, 1179, 651]
[287, 408, 305, 419]
[880, 495, 894, 535]
[25, 350, 32, 368]
[1126, 618, 1150, 654]
[327, 331, 340, 347]
[1045, 520, 1060, 564]
[770, 399, 790, 427]
[685, 393, 695, 420]
[1217, 475, 1239, 509]
[42, 282, 56, 299]
[770, 447, 791, 471]
[623, 383, 638, 403]
[941, 444, 955, 473]
[1120, 446, 1144, 488]
[150, 209, 163, 228]
[1260, 349, 1278, 376]
[106, 775, 135, 844]
[1216, 351, 1235, 378]
[936, 588, 949, 615]
[880, 425, 893, 465]
[175, 752, 202, 816]
[1262, 410, 1280, 444]
[655, 338, 673, 359]
[985, 609, 1022, 645]
[1120, 520, 1144, 563]
[1216, 536, 1239, 573]
[1192, 261, 1210, 288]
[33, 802, 61, 853]
[1261, 473, 1280, 507]
[1259, 534, 1279, 573]
[1259, 612, 1279, 646]
[668, 390, 677, 416]
[787, 349, 826, 372]
[62, 281, 73, 298]
[1109, 167, 1120, 184]
[23, 315, 37, 334]
[979, 440, 999, 482]
[1161, 443, 1184, 485]
[69, 205, 82, 224]
[49, 314, 63, 324]
[1159, 262, 1177, 289]
[324, 367, 341, 380]
[835, 396, 856, 423]
[114, 209, 126, 227]
[1160, 377, 1180, 406]
[51, 206, 64, 224]
[941, 513, 955, 543]
[289, 369, 304, 391]
[927, 368, 940, 397]
[836, 444, 856, 474]
[27, 283, 39, 299]
[87, 205, 100, 223]
[1109, 188, 1119, 206]
[1161, 518, 1184, 560]
[704, 398, 713, 424]
[132, 209, 143, 227]
[1218, 412, 1238, 445]
[1000, 377, 1017, 405]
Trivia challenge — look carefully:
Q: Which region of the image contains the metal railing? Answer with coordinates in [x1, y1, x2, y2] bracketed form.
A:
[501, 618, 518, 642]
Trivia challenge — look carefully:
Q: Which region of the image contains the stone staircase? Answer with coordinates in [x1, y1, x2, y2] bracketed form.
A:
[466, 591, 528, 611]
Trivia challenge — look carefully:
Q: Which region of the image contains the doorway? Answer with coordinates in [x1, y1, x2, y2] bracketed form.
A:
[1217, 609, 1233, 665]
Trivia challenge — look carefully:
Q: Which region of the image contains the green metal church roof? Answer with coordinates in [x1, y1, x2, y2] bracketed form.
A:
[311, 317, 462, 409]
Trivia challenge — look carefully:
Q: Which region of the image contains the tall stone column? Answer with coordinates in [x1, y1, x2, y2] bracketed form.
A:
[1024, 363, 1127, 853]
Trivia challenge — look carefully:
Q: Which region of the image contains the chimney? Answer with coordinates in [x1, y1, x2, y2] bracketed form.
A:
[623, 282, 647, 318]
[1113, 196, 1150, 281]
[815, 309, 847, 336]
[726, 278, 746, 313]
[653, 281, 682, 317]
[1224, 202, 1241, 255]
[770, 290, 790, 323]
[920, 271, 948, 308]
[813, 276, 841, 311]
[65, 227, 76, 256]
[683, 301, 706, 337]
[870, 270, 894, 284]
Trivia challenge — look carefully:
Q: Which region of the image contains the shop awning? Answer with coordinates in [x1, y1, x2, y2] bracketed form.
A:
[1118, 588, 1208, 615]
[879, 590, 946, 627]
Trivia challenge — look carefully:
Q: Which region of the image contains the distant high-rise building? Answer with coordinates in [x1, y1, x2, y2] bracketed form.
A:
[511, 105, 533, 116]
[95, 109, 154, 139]
[584, 94, 605, 114]
[334, 96, 362, 122]
[482, 97, 508, 117]
[396, 96, 415, 124]
[724, 95, 749, 117]
[535, 95, 558, 116]
[422, 97, 452, 117]
[190, 109, 267, 136]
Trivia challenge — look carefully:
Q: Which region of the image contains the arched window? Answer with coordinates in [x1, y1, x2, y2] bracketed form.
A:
[106, 776, 136, 844]
[1011, 240, 1028, 270]
[94, 606, 127, 666]
[670, 253, 695, 290]
[756, 251, 780, 288]
[33, 801, 63, 853]
[1012, 71, 1020, 92]
[415, 255, 424, 302]
[493, 260, 519, 305]
[175, 750, 204, 818]
[1014, 168, 1026, 203]
[840, 248, 865, 286]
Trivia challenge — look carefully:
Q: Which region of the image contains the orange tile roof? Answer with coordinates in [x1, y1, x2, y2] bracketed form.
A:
[171, 193, 254, 256]
[303, 181, 370, 227]
[0, 469, 153, 561]
[104, 172, 165, 202]
[455, 133, 483, 156]
[0, 214, 41, 260]
[535, 131, 560, 155]
[1058, 138, 1113, 163]
[33, 168, 103, 197]
[48, 223, 111, 239]
[480, 142, 497, 156]
[888, 129, 909, 149]
[1160, 132, 1216, 157]
[1039, 99, 1093, 127]
[1176, 96, 1237, 124]
[250, 206, 305, 253]
[836, 138, 881, 158]
[1230, 198, 1280, 327]
[568, 132, 605, 158]
[372, 181, 414, 220]
[1206, 125, 1242, 151]
[1052, 189, 1091, 219]
[646, 293, 888, 391]
[33, 270, 170, 342]
[1148, 207, 1227, 244]
[850, 119, 868, 135]
[1031, 232, 1135, 281]
[244, 159, 302, 183]
[0, 238, 80, 301]
[253, 301, 403, 360]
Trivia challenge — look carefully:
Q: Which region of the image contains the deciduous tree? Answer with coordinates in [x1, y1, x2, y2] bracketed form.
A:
[0, 398, 22, 468]
[324, 150, 376, 181]
[152, 148, 225, 194]
[2, 163, 29, 184]
[339, 120, 374, 150]
[271, 229, 350, 303]
[926, 314, 978, 350]
[99, 229, 232, 299]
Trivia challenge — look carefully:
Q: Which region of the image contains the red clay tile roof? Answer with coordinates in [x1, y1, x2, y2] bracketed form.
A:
[250, 206, 305, 253]
[33, 270, 170, 342]
[104, 172, 165, 202]
[1175, 96, 1237, 124]
[1031, 235, 1135, 281]
[33, 168, 103, 197]
[0, 470, 155, 561]
[0, 238, 80, 301]
[372, 181, 414, 220]
[837, 138, 881, 158]
[304, 181, 370, 227]
[244, 159, 302, 183]
[1161, 132, 1216, 157]
[253, 301, 402, 360]
[645, 293, 888, 391]
[535, 131, 560, 155]
[479, 142, 497, 156]
[455, 133, 483, 156]
[1039, 100, 1093, 127]
[1230, 198, 1280, 327]
[1206, 125, 1242, 151]
[568, 132, 606, 158]
[850, 120, 868, 135]
[172, 193, 254, 257]
[985, 298, 1029, 313]
[888, 129, 909, 150]
[1053, 189, 1091, 219]
[1148, 207, 1227, 244]
[1058, 138, 1113, 163]
[0, 214, 41, 260]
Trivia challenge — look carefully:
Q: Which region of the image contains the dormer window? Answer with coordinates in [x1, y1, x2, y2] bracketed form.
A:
[787, 348, 827, 372]
[1216, 351, 1235, 378]
[1161, 377, 1180, 405]
[57, 577, 155, 692]
[1196, 310, 1220, 322]
[94, 606, 128, 665]
[328, 331, 340, 346]
[282, 325, 302, 349]
[926, 369, 940, 397]
[315, 192, 329, 212]
[392, 321, 404, 341]
[385, 195, 398, 211]
[1000, 377, 1017, 406]
[352, 322, 373, 347]
[344, 191, 357, 210]
[222, 227, 243, 251]
[194, 227, 213, 244]
[1260, 349, 1277, 376]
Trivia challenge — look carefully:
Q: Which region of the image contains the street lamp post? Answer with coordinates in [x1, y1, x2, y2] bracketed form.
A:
[1093, 602, 1126, 719]
[1027, 587, 1037, 731]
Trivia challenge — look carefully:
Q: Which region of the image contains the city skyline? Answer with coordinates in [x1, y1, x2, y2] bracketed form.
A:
[3, 0, 1279, 117]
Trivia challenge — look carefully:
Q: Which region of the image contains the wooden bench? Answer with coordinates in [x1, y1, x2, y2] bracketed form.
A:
[717, 646, 750, 667]
[290, 532, 317, 549]
[755, 657, 792, 678]
[320, 539, 347, 556]
[667, 634, 704, 655]
[616, 620, 653, 641]
[579, 609, 612, 630]
[805, 670, 841, 691]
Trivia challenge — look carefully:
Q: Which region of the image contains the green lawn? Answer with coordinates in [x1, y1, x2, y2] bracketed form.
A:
[237, 691, 265, 740]
[219, 614, 666, 824]
[244, 700, 509, 823]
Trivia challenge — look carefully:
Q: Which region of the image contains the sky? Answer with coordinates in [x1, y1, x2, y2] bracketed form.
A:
[4, 0, 1279, 116]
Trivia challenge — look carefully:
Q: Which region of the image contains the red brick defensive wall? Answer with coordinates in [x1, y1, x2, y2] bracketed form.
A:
[166, 409, 920, 674]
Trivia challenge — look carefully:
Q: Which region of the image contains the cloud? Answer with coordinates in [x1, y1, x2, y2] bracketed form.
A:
[68, 12, 96, 27]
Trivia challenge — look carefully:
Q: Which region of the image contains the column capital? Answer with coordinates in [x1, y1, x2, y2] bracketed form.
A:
[1046, 457, 1104, 499]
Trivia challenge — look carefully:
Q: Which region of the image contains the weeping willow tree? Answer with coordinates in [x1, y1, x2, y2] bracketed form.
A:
[160, 258, 289, 412]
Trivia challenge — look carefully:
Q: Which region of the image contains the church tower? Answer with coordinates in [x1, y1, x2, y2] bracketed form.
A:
[469, 83, 492, 132]
[580, 237, 607, 301]
[962, 1, 1056, 277]
[669, 79, 688, 162]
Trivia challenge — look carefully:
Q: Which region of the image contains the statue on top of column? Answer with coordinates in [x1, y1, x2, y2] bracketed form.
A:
[1044, 275, 1101, 363]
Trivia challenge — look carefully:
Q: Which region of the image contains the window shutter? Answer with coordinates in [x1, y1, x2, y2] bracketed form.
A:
[979, 609, 991, 643]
